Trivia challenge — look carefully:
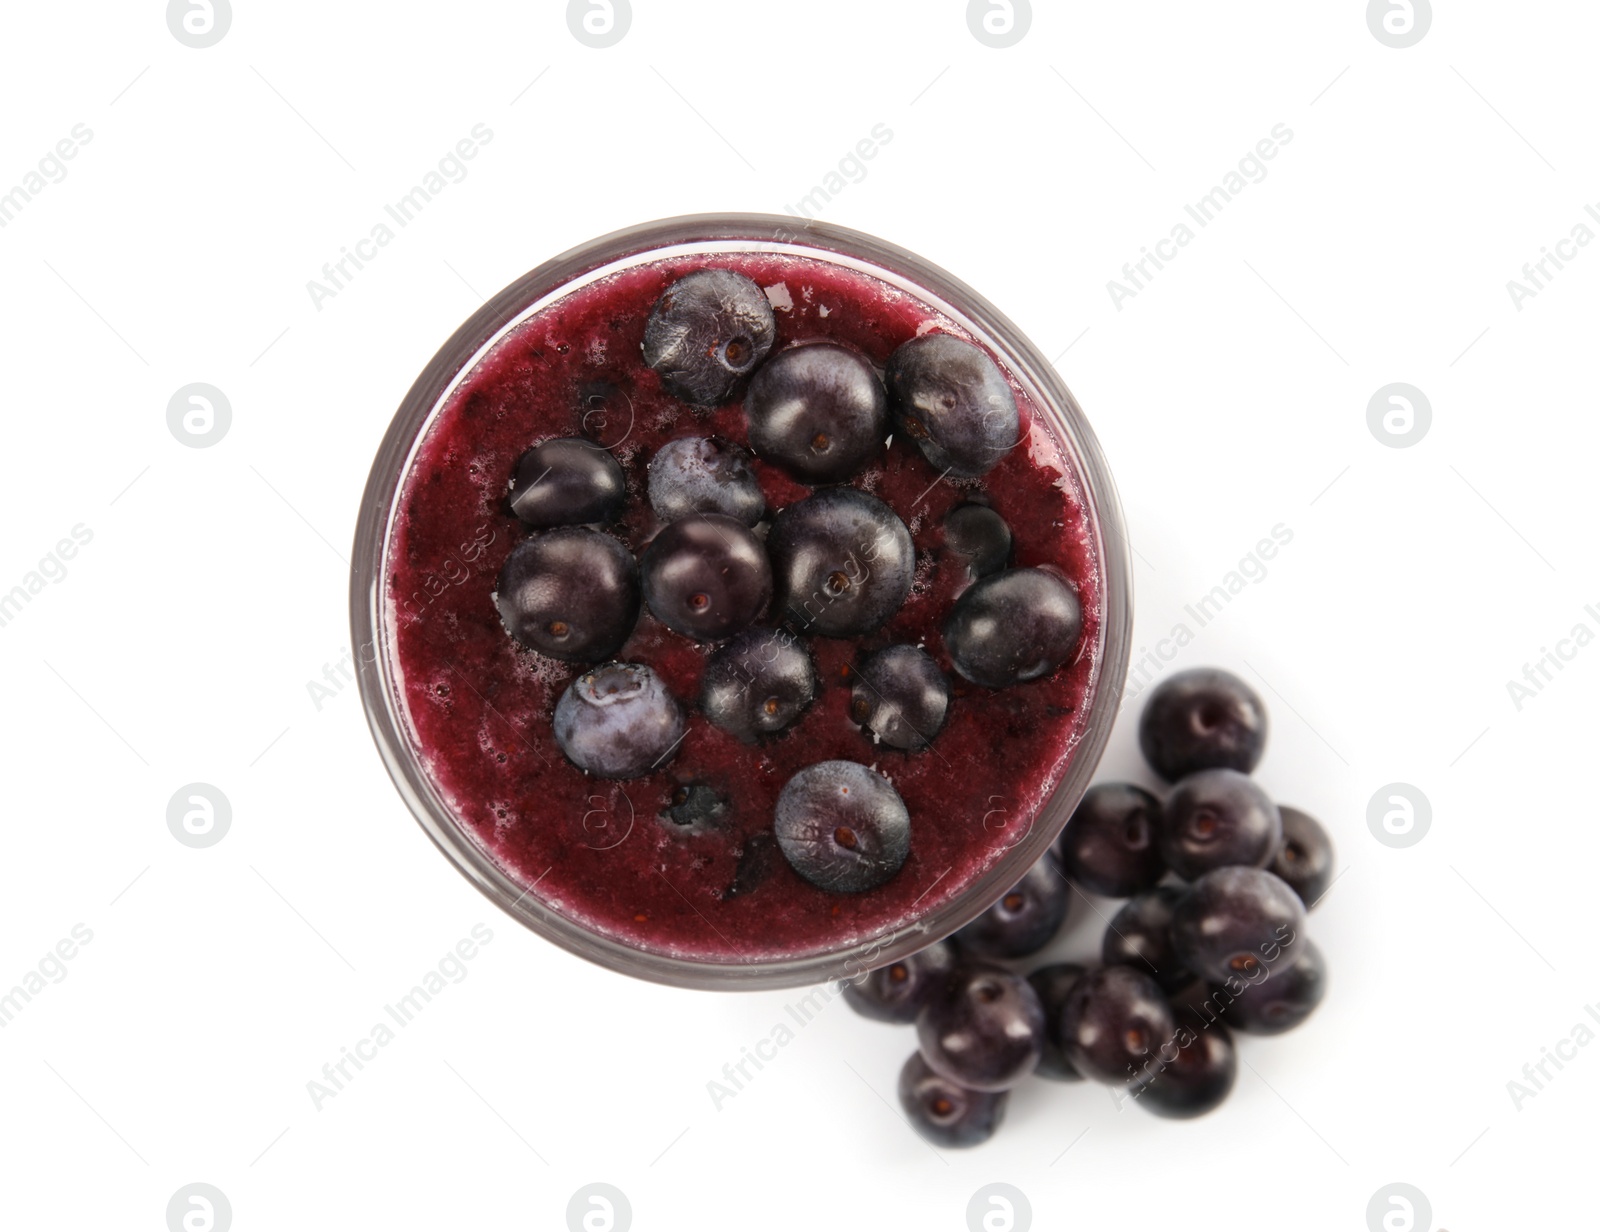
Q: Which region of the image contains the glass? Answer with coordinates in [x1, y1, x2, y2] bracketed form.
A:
[350, 214, 1133, 990]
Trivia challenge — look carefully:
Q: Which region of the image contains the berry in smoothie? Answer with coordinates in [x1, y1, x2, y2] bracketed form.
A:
[744, 341, 889, 483]
[641, 268, 776, 405]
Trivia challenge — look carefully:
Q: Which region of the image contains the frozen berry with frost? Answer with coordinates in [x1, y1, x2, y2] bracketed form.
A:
[552, 662, 685, 780]
[647, 435, 766, 526]
[642, 268, 776, 405]
[659, 782, 726, 835]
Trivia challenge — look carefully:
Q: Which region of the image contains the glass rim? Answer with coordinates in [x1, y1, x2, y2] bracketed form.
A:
[350, 212, 1133, 991]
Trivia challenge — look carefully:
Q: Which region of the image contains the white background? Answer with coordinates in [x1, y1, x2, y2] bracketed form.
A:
[1, 2, 1595, 1229]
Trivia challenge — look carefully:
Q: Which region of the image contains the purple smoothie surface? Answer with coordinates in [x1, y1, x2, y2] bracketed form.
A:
[385, 250, 1104, 962]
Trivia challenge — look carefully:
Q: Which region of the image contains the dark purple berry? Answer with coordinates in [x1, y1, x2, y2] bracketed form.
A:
[640, 514, 771, 641]
[1138, 667, 1268, 782]
[1102, 885, 1189, 993]
[647, 435, 765, 526]
[916, 964, 1044, 1092]
[955, 855, 1070, 959]
[773, 761, 909, 893]
[495, 528, 639, 662]
[898, 1053, 1008, 1149]
[744, 342, 889, 483]
[840, 939, 958, 1024]
[699, 628, 816, 742]
[722, 832, 778, 901]
[942, 502, 1011, 579]
[1170, 866, 1306, 985]
[850, 644, 949, 751]
[1167, 976, 1229, 1032]
[660, 782, 726, 835]
[1057, 782, 1165, 897]
[885, 333, 1020, 478]
[1160, 768, 1281, 880]
[1216, 938, 1326, 1035]
[552, 663, 685, 780]
[1130, 1020, 1237, 1118]
[943, 568, 1081, 689]
[1269, 806, 1336, 909]
[508, 436, 626, 528]
[641, 268, 776, 405]
[768, 488, 914, 638]
[1059, 965, 1177, 1086]
[1027, 963, 1087, 1081]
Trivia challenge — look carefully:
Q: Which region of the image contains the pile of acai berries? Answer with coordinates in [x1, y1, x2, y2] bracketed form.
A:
[841, 667, 1335, 1146]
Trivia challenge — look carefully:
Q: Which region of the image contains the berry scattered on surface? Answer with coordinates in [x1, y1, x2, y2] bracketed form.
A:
[1218, 938, 1327, 1035]
[773, 760, 910, 893]
[849, 644, 950, 751]
[1138, 667, 1268, 782]
[699, 627, 817, 743]
[943, 568, 1081, 689]
[841, 939, 959, 1024]
[1269, 806, 1336, 909]
[1027, 963, 1088, 1082]
[508, 436, 627, 528]
[641, 268, 776, 405]
[955, 855, 1070, 959]
[744, 342, 890, 483]
[1130, 1019, 1238, 1119]
[767, 487, 914, 638]
[495, 528, 639, 663]
[640, 514, 772, 642]
[1160, 768, 1282, 880]
[1102, 885, 1190, 993]
[898, 1052, 1008, 1149]
[916, 964, 1045, 1092]
[647, 435, 766, 526]
[1057, 782, 1165, 897]
[1170, 866, 1306, 985]
[552, 662, 685, 779]
[885, 333, 1020, 478]
[1059, 965, 1178, 1086]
